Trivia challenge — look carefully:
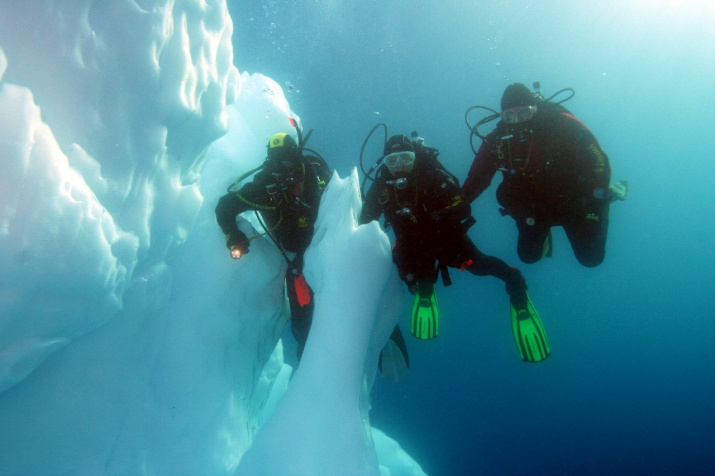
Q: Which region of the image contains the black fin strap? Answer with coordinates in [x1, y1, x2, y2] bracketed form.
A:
[438, 262, 452, 287]
[461, 216, 476, 232]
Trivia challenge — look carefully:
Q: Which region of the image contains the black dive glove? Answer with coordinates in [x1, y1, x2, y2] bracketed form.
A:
[225, 232, 250, 259]
[430, 209, 474, 236]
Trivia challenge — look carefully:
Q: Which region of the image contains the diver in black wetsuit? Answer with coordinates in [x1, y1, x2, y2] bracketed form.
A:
[360, 134, 530, 314]
[215, 132, 330, 359]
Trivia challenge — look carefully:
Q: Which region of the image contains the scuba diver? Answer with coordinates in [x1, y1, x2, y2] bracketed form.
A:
[215, 131, 330, 360]
[216, 129, 411, 379]
[360, 131, 550, 363]
[462, 82, 628, 267]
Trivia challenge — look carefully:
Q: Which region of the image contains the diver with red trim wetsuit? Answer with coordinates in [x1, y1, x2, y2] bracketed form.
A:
[463, 83, 626, 268]
[360, 133, 551, 363]
[215, 132, 330, 360]
[360, 134, 530, 315]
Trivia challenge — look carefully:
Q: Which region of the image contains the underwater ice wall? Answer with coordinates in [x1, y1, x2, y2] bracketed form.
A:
[0, 0, 239, 390]
[0, 1, 427, 475]
[236, 169, 404, 475]
[0, 0, 256, 473]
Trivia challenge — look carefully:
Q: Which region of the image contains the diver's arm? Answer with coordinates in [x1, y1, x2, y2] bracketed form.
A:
[359, 180, 384, 225]
[557, 114, 612, 223]
[462, 138, 499, 203]
[427, 167, 472, 225]
[215, 183, 259, 238]
[305, 155, 332, 187]
[582, 137, 611, 194]
[562, 114, 611, 203]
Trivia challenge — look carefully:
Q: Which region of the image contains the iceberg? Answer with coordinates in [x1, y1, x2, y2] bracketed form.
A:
[236, 169, 404, 476]
[0, 1, 426, 474]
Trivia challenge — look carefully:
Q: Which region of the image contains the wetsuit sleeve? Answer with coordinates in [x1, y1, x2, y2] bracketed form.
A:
[560, 113, 611, 210]
[427, 166, 471, 225]
[360, 180, 383, 225]
[462, 136, 500, 203]
[215, 180, 263, 238]
[307, 155, 332, 188]
[318, 158, 332, 186]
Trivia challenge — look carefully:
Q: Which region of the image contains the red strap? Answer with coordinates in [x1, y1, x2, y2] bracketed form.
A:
[294, 273, 311, 307]
[459, 259, 473, 271]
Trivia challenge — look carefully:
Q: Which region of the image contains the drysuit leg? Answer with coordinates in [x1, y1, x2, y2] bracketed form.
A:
[285, 258, 314, 360]
[564, 204, 610, 268]
[392, 239, 438, 293]
[515, 217, 552, 265]
[452, 236, 529, 309]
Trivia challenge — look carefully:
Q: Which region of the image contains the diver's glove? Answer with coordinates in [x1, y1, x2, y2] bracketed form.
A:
[608, 180, 629, 202]
[225, 232, 250, 259]
[429, 194, 470, 229]
[430, 210, 476, 238]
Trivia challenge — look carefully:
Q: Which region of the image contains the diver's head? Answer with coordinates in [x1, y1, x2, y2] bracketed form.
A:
[267, 132, 300, 169]
[383, 134, 416, 176]
[501, 83, 537, 125]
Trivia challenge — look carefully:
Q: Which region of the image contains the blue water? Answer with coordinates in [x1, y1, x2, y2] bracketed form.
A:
[229, 1, 715, 474]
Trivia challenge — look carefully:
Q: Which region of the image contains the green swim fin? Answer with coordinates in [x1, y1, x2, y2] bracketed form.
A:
[411, 281, 439, 340]
[511, 293, 550, 362]
[379, 325, 410, 382]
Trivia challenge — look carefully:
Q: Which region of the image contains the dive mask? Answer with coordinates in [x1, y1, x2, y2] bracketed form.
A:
[384, 151, 415, 168]
[501, 105, 537, 124]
